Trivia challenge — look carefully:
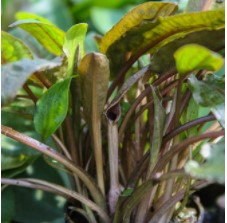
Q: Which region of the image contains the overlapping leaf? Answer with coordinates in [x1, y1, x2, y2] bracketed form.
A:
[150, 29, 224, 74]
[1, 31, 33, 64]
[100, 2, 177, 54]
[1, 59, 61, 105]
[100, 5, 224, 75]
[78, 53, 110, 123]
[63, 23, 88, 76]
[15, 12, 54, 24]
[188, 75, 225, 128]
[10, 19, 65, 56]
[34, 78, 71, 141]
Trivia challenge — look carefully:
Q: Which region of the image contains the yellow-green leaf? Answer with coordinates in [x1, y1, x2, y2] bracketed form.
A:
[63, 23, 88, 76]
[100, 2, 177, 54]
[100, 6, 224, 75]
[174, 44, 224, 74]
[150, 28, 224, 74]
[16, 12, 54, 25]
[1, 31, 33, 64]
[10, 20, 65, 56]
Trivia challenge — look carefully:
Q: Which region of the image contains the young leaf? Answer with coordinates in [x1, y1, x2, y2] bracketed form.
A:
[79, 53, 110, 123]
[34, 78, 71, 141]
[63, 23, 88, 76]
[1, 31, 33, 64]
[1, 59, 61, 105]
[174, 44, 224, 75]
[10, 20, 65, 56]
[16, 12, 54, 24]
[188, 75, 225, 128]
[185, 140, 224, 183]
[78, 52, 110, 194]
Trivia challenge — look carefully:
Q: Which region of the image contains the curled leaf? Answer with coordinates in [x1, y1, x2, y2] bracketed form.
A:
[78, 53, 110, 122]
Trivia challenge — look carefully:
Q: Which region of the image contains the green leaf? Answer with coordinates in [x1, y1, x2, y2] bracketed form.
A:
[78, 53, 110, 123]
[115, 180, 154, 223]
[188, 75, 225, 128]
[2, 153, 29, 171]
[99, 2, 177, 74]
[147, 86, 166, 175]
[1, 31, 33, 64]
[34, 78, 71, 141]
[120, 188, 134, 197]
[100, 6, 224, 75]
[1, 129, 41, 178]
[174, 44, 224, 75]
[1, 59, 61, 105]
[150, 29, 224, 74]
[10, 20, 65, 55]
[63, 23, 88, 76]
[185, 140, 225, 183]
[16, 12, 54, 24]
[1, 187, 15, 223]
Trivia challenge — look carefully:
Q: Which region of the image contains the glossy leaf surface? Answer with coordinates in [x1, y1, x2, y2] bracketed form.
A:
[174, 44, 224, 75]
[150, 29, 224, 74]
[1, 31, 33, 64]
[1, 59, 61, 105]
[63, 23, 88, 76]
[34, 78, 71, 141]
[10, 20, 65, 55]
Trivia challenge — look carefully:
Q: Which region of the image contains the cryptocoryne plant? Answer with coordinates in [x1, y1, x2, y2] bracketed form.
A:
[1, 1, 225, 222]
